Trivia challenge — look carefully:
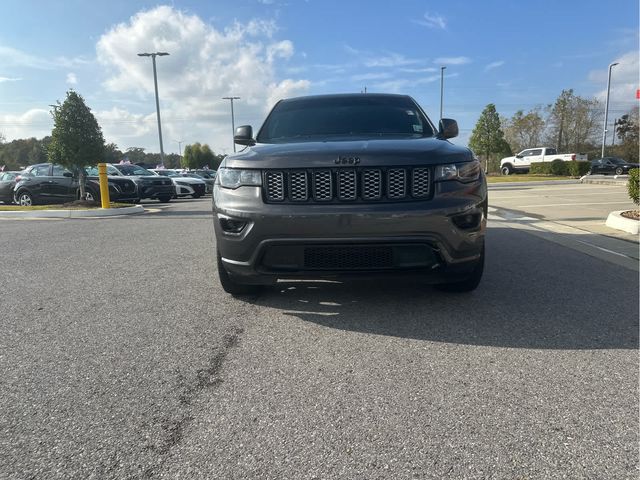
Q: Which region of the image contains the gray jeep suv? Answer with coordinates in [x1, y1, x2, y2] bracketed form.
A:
[213, 93, 487, 295]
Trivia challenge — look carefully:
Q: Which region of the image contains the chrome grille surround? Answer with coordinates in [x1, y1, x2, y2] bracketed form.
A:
[312, 170, 333, 201]
[265, 171, 285, 202]
[337, 169, 357, 201]
[387, 168, 407, 199]
[289, 171, 308, 201]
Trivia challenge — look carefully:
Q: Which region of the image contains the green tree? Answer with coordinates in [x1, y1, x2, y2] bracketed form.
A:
[201, 144, 215, 169]
[614, 106, 639, 163]
[546, 90, 602, 154]
[503, 108, 545, 153]
[182, 143, 201, 169]
[469, 104, 511, 173]
[124, 147, 146, 164]
[48, 91, 105, 199]
[104, 143, 123, 163]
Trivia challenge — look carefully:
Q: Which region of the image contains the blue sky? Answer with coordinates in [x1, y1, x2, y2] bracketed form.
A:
[0, 0, 637, 154]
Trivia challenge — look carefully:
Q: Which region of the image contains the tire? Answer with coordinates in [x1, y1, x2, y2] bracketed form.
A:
[615, 167, 624, 175]
[500, 164, 512, 176]
[158, 196, 172, 203]
[217, 252, 262, 295]
[15, 191, 34, 206]
[435, 242, 485, 293]
[192, 193, 202, 199]
[84, 190, 97, 202]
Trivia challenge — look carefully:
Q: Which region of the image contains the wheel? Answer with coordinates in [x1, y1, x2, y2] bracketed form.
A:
[158, 196, 172, 203]
[217, 252, 262, 295]
[435, 242, 485, 293]
[192, 193, 202, 199]
[84, 190, 97, 202]
[501, 164, 512, 176]
[16, 191, 34, 206]
[615, 167, 624, 175]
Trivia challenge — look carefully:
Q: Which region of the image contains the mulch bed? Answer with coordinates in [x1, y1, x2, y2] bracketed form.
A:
[61, 199, 100, 208]
[621, 210, 640, 221]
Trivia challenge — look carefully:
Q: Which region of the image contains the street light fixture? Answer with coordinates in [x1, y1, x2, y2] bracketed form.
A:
[440, 66, 446, 121]
[601, 61, 619, 158]
[138, 51, 169, 166]
[222, 96, 241, 152]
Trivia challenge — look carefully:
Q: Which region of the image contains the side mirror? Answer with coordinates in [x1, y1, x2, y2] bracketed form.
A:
[438, 118, 458, 139]
[234, 125, 255, 146]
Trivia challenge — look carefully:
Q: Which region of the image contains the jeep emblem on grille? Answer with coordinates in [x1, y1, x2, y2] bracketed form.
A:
[335, 156, 360, 165]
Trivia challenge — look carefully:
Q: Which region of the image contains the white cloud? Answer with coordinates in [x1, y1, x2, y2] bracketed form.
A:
[484, 60, 505, 72]
[0, 45, 90, 70]
[364, 52, 422, 68]
[589, 50, 639, 106]
[94, 5, 309, 152]
[0, 76, 21, 83]
[66, 72, 77, 85]
[434, 56, 471, 66]
[0, 109, 52, 141]
[413, 12, 446, 30]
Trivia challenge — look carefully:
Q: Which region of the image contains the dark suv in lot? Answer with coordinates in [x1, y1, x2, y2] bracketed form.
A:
[14, 163, 138, 205]
[213, 93, 487, 295]
[106, 163, 174, 202]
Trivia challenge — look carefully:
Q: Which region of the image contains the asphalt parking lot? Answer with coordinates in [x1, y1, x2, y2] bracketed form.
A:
[0, 191, 638, 479]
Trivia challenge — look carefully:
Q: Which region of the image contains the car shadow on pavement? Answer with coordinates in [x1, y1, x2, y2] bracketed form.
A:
[249, 227, 639, 350]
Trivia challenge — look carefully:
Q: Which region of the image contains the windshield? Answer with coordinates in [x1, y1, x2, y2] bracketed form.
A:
[114, 165, 153, 176]
[155, 170, 179, 177]
[257, 95, 435, 143]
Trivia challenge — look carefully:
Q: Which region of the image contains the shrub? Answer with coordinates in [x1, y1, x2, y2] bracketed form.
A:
[628, 168, 639, 205]
[529, 161, 590, 176]
[566, 161, 591, 177]
[550, 159, 568, 175]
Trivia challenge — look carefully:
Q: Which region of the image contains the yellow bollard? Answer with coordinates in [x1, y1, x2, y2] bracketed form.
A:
[97, 163, 111, 209]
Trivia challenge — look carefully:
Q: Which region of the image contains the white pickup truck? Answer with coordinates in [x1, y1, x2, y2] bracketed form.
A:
[500, 147, 587, 175]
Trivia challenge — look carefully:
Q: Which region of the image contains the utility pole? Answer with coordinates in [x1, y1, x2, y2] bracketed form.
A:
[611, 119, 617, 146]
[222, 96, 240, 152]
[138, 52, 169, 166]
[440, 66, 446, 120]
[601, 62, 619, 158]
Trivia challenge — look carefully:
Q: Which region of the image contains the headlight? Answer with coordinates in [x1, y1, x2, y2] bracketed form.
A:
[434, 161, 481, 183]
[217, 168, 262, 189]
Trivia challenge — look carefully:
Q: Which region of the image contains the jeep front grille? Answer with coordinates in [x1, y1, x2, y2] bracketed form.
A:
[263, 167, 431, 204]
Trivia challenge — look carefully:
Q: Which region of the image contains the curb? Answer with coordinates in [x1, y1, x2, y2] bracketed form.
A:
[580, 175, 628, 186]
[605, 210, 639, 235]
[0, 205, 145, 218]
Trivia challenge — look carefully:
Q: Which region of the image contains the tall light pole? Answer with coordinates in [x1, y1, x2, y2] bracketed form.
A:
[138, 52, 169, 165]
[175, 139, 183, 167]
[601, 61, 619, 158]
[440, 66, 446, 120]
[222, 96, 240, 152]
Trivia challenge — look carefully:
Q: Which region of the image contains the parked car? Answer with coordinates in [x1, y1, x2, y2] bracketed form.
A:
[150, 169, 207, 198]
[179, 172, 214, 194]
[500, 147, 588, 175]
[589, 157, 639, 176]
[213, 93, 486, 295]
[107, 163, 174, 203]
[13, 163, 138, 206]
[0, 171, 31, 204]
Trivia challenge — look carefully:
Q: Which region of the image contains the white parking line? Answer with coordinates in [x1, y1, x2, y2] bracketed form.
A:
[514, 201, 633, 208]
[490, 192, 626, 199]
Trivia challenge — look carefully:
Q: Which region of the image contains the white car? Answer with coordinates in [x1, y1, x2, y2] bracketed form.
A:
[150, 169, 207, 198]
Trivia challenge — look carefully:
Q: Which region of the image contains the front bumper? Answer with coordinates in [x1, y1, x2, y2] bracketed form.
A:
[213, 180, 486, 284]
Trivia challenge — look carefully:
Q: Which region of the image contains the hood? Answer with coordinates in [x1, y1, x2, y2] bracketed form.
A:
[174, 177, 205, 184]
[223, 137, 472, 169]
